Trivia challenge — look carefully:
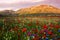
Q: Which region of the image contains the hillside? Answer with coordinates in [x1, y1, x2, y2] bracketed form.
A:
[0, 10, 19, 17]
[17, 5, 60, 14]
[0, 5, 60, 17]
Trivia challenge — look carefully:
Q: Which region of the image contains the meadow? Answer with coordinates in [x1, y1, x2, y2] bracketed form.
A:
[0, 17, 60, 40]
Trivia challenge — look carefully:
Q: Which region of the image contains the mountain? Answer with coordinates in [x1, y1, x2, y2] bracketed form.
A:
[0, 5, 60, 17]
[0, 10, 19, 17]
[16, 5, 60, 15]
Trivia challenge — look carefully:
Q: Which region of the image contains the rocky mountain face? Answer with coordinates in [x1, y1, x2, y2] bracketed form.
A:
[17, 5, 60, 15]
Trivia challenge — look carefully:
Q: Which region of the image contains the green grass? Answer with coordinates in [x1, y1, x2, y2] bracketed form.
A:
[0, 17, 60, 40]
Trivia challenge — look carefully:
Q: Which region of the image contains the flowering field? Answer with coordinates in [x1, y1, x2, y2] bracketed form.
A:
[0, 17, 60, 40]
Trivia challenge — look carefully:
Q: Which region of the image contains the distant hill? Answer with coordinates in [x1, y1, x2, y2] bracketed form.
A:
[0, 10, 18, 17]
[16, 5, 60, 15]
[0, 5, 60, 17]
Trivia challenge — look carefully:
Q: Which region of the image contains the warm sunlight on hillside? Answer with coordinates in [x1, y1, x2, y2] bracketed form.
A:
[17, 5, 60, 14]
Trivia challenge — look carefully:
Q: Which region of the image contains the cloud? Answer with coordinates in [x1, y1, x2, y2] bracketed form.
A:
[0, 1, 34, 10]
[0, 0, 22, 3]
[0, 0, 60, 10]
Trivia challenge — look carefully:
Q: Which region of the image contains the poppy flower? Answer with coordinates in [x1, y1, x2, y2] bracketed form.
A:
[22, 28, 27, 32]
[36, 20, 39, 25]
[32, 28, 38, 33]
[48, 31, 52, 35]
[13, 26, 19, 32]
[34, 29, 38, 33]
[28, 23, 31, 26]
[43, 24, 48, 29]
[50, 34, 57, 38]
[39, 29, 44, 34]
[55, 25, 60, 29]
[18, 19, 21, 23]
[49, 23, 54, 28]
[36, 22, 39, 25]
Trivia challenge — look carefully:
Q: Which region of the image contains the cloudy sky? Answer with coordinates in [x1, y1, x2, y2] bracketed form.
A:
[0, 0, 60, 10]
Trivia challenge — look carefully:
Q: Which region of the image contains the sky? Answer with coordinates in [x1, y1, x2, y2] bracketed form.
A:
[0, 0, 60, 11]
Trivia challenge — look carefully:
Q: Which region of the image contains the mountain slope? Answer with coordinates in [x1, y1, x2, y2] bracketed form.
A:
[0, 10, 19, 17]
[17, 5, 60, 14]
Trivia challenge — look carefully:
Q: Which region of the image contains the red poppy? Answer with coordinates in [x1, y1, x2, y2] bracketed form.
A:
[17, 19, 21, 23]
[13, 26, 19, 32]
[32, 28, 38, 33]
[55, 25, 60, 29]
[34, 29, 38, 33]
[49, 23, 54, 27]
[48, 31, 52, 35]
[43, 24, 48, 29]
[22, 28, 27, 32]
[50, 34, 56, 38]
[36, 20, 39, 25]
[39, 29, 44, 34]
[28, 23, 31, 26]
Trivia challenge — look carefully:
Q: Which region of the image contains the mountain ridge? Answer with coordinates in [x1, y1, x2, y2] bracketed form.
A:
[16, 5, 60, 14]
